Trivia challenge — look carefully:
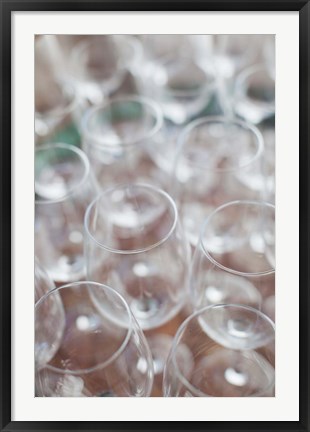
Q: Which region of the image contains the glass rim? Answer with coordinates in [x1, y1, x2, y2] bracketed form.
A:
[35, 143, 91, 205]
[81, 95, 164, 149]
[70, 34, 142, 69]
[199, 200, 275, 277]
[84, 182, 178, 255]
[153, 53, 216, 98]
[168, 303, 275, 398]
[236, 62, 275, 85]
[235, 62, 275, 111]
[35, 281, 134, 375]
[175, 115, 264, 173]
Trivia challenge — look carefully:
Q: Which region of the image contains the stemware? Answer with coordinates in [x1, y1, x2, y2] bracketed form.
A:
[35, 281, 154, 397]
[35, 143, 98, 283]
[84, 183, 190, 331]
[163, 304, 275, 397]
[190, 201, 275, 318]
[173, 116, 265, 246]
[35, 36, 81, 146]
[81, 96, 169, 189]
[211, 34, 263, 116]
[68, 35, 143, 106]
[140, 35, 215, 125]
[234, 63, 275, 125]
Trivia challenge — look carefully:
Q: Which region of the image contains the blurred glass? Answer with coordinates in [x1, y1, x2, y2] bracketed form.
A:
[172, 116, 265, 246]
[35, 36, 82, 146]
[35, 143, 98, 283]
[234, 64, 275, 125]
[68, 35, 143, 106]
[140, 35, 215, 125]
[81, 96, 169, 189]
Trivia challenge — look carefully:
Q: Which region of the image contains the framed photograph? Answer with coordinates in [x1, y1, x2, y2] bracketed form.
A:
[1, 0, 309, 430]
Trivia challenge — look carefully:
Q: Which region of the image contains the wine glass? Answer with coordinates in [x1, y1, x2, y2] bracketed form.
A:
[172, 116, 265, 247]
[163, 304, 275, 397]
[84, 183, 190, 330]
[35, 143, 98, 283]
[142, 50, 215, 125]
[234, 63, 275, 125]
[35, 36, 82, 146]
[69, 35, 143, 106]
[211, 34, 263, 116]
[35, 281, 154, 397]
[81, 96, 169, 188]
[190, 200, 275, 316]
[84, 183, 190, 383]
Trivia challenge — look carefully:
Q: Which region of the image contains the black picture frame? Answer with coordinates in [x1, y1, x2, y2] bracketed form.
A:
[1, 1, 309, 431]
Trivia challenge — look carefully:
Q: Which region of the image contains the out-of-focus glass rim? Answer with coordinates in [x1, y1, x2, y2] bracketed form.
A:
[199, 199, 275, 277]
[166, 303, 275, 398]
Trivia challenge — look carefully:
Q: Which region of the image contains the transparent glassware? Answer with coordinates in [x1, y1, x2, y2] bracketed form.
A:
[81, 96, 169, 189]
[69, 35, 143, 106]
[35, 257, 56, 303]
[139, 35, 215, 125]
[211, 34, 263, 116]
[234, 64, 275, 125]
[142, 53, 215, 125]
[84, 183, 190, 331]
[35, 36, 81, 146]
[35, 281, 154, 397]
[163, 304, 275, 397]
[35, 143, 98, 283]
[190, 201, 275, 315]
[212, 35, 262, 79]
[172, 116, 265, 247]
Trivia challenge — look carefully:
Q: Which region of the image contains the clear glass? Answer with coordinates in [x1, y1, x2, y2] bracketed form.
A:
[212, 35, 262, 79]
[35, 143, 98, 283]
[81, 96, 168, 189]
[190, 201, 275, 319]
[172, 116, 265, 246]
[163, 304, 275, 397]
[35, 36, 81, 146]
[35, 281, 154, 397]
[35, 257, 55, 303]
[69, 35, 143, 105]
[84, 183, 190, 330]
[140, 35, 215, 125]
[234, 64, 275, 125]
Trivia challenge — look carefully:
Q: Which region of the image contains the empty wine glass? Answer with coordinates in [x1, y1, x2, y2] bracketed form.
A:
[190, 200, 275, 313]
[69, 35, 143, 106]
[173, 116, 265, 247]
[142, 51, 215, 125]
[35, 281, 154, 397]
[35, 36, 82, 146]
[81, 96, 169, 189]
[163, 304, 275, 397]
[234, 64, 275, 125]
[35, 257, 56, 303]
[35, 143, 98, 283]
[84, 183, 190, 330]
[211, 34, 263, 116]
